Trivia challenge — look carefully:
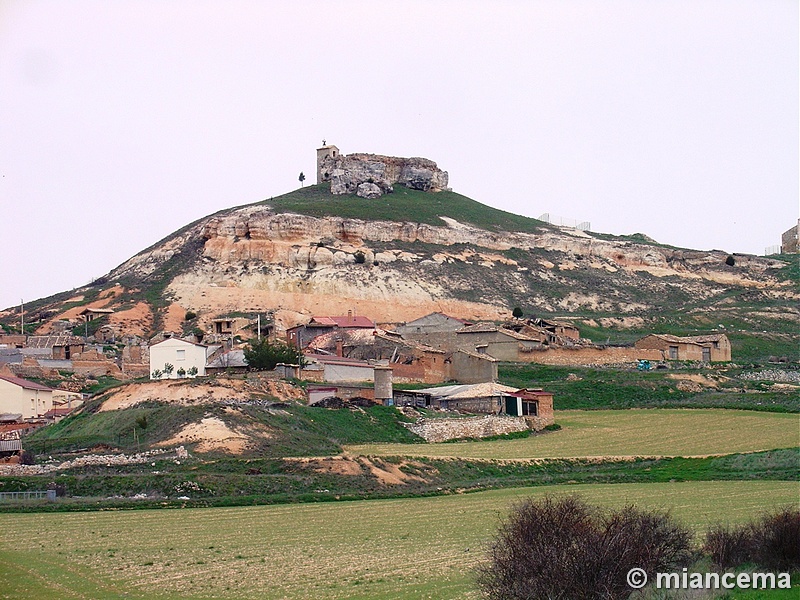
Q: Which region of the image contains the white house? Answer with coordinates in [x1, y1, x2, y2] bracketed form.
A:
[149, 338, 214, 379]
[0, 375, 55, 420]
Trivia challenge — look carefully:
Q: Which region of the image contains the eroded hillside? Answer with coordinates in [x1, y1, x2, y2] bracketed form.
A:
[3, 184, 797, 359]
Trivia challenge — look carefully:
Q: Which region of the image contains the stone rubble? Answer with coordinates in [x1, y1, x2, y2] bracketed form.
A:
[405, 415, 529, 443]
[0, 446, 189, 476]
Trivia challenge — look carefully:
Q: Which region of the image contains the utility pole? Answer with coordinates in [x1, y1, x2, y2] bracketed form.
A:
[20, 299, 23, 335]
[257, 314, 261, 341]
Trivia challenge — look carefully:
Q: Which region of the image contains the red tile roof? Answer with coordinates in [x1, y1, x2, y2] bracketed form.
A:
[309, 316, 375, 328]
[0, 375, 55, 392]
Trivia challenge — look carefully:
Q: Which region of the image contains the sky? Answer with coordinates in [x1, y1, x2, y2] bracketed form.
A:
[1, 0, 798, 311]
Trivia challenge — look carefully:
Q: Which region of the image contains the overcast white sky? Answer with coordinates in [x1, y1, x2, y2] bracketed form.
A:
[1, 0, 798, 311]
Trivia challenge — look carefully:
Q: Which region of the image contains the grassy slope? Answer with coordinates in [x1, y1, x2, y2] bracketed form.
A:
[346, 409, 800, 460]
[499, 363, 800, 412]
[22, 400, 420, 456]
[1, 481, 797, 600]
[255, 183, 553, 233]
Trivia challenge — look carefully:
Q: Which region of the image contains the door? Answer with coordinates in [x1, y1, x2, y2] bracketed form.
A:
[702, 347, 711, 362]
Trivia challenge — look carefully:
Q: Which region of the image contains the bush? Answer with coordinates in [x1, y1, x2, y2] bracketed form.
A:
[754, 506, 800, 571]
[706, 507, 800, 571]
[477, 495, 693, 600]
[184, 311, 197, 321]
[704, 523, 754, 568]
[243, 338, 303, 371]
[19, 450, 35, 465]
[353, 250, 366, 264]
[512, 306, 523, 319]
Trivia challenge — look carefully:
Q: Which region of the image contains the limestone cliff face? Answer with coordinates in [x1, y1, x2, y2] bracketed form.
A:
[318, 153, 449, 197]
[104, 199, 794, 331]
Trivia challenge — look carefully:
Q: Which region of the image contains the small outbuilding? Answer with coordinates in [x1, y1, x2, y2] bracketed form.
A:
[634, 333, 731, 362]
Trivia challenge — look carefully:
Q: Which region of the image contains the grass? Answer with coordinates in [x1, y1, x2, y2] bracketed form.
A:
[499, 363, 800, 412]
[0, 481, 796, 600]
[346, 409, 800, 460]
[254, 183, 552, 234]
[23, 401, 420, 457]
[1, 448, 796, 511]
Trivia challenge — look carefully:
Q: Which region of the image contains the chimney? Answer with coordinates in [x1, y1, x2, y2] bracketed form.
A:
[348, 309, 354, 323]
[336, 339, 344, 357]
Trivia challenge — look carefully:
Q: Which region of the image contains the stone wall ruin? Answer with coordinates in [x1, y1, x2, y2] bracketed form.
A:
[317, 145, 449, 199]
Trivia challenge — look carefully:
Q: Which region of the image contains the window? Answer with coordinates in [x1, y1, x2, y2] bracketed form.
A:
[176, 349, 186, 361]
[521, 400, 538, 416]
[668, 346, 678, 359]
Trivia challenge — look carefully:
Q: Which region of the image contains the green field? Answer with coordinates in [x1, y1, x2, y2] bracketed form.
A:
[347, 409, 800, 460]
[1, 481, 797, 600]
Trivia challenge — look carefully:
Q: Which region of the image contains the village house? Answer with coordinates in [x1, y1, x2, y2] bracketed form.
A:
[302, 354, 374, 383]
[781, 219, 799, 254]
[393, 383, 555, 430]
[205, 349, 248, 374]
[287, 312, 376, 349]
[0, 375, 55, 420]
[23, 335, 85, 360]
[77, 307, 115, 322]
[395, 312, 473, 335]
[149, 337, 219, 379]
[395, 312, 474, 349]
[396, 382, 518, 413]
[454, 323, 545, 361]
[634, 333, 731, 362]
[307, 329, 497, 384]
[210, 316, 259, 339]
[506, 318, 581, 343]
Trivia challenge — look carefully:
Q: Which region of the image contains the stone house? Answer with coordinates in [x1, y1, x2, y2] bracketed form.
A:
[149, 338, 215, 379]
[77, 307, 115, 322]
[394, 382, 519, 414]
[455, 324, 544, 361]
[303, 354, 375, 383]
[210, 317, 254, 337]
[0, 375, 54, 420]
[205, 349, 248, 374]
[395, 312, 473, 336]
[307, 330, 497, 384]
[781, 219, 799, 254]
[634, 333, 731, 362]
[24, 335, 85, 360]
[287, 312, 376, 349]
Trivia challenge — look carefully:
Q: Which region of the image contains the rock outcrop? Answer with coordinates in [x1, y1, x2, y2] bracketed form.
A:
[318, 153, 449, 197]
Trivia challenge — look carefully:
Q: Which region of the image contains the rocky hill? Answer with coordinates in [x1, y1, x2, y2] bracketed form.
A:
[2, 182, 797, 361]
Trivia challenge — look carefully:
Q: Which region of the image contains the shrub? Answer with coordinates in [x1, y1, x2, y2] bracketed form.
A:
[184, 311, 197, 321]
[476, 495, 693, 600]
[19, 450, 36, 465]
[754, 506, 800, 571]
[512, 306, 523, 319]
[353, 251, 366, 264]
[704, 506, 799, 571]
[704, 523, 754, 568]
[243, 338, 303, 371]
[725, 255, 736, 266]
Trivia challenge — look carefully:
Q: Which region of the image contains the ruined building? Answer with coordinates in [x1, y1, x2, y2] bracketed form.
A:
[316, 143, 449, 199]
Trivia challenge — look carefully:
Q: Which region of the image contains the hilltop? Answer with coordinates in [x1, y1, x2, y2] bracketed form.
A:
[1, 181, 797, 362]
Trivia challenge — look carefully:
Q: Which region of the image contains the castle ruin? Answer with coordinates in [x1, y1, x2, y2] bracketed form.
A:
[316, 143, 449, 199]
